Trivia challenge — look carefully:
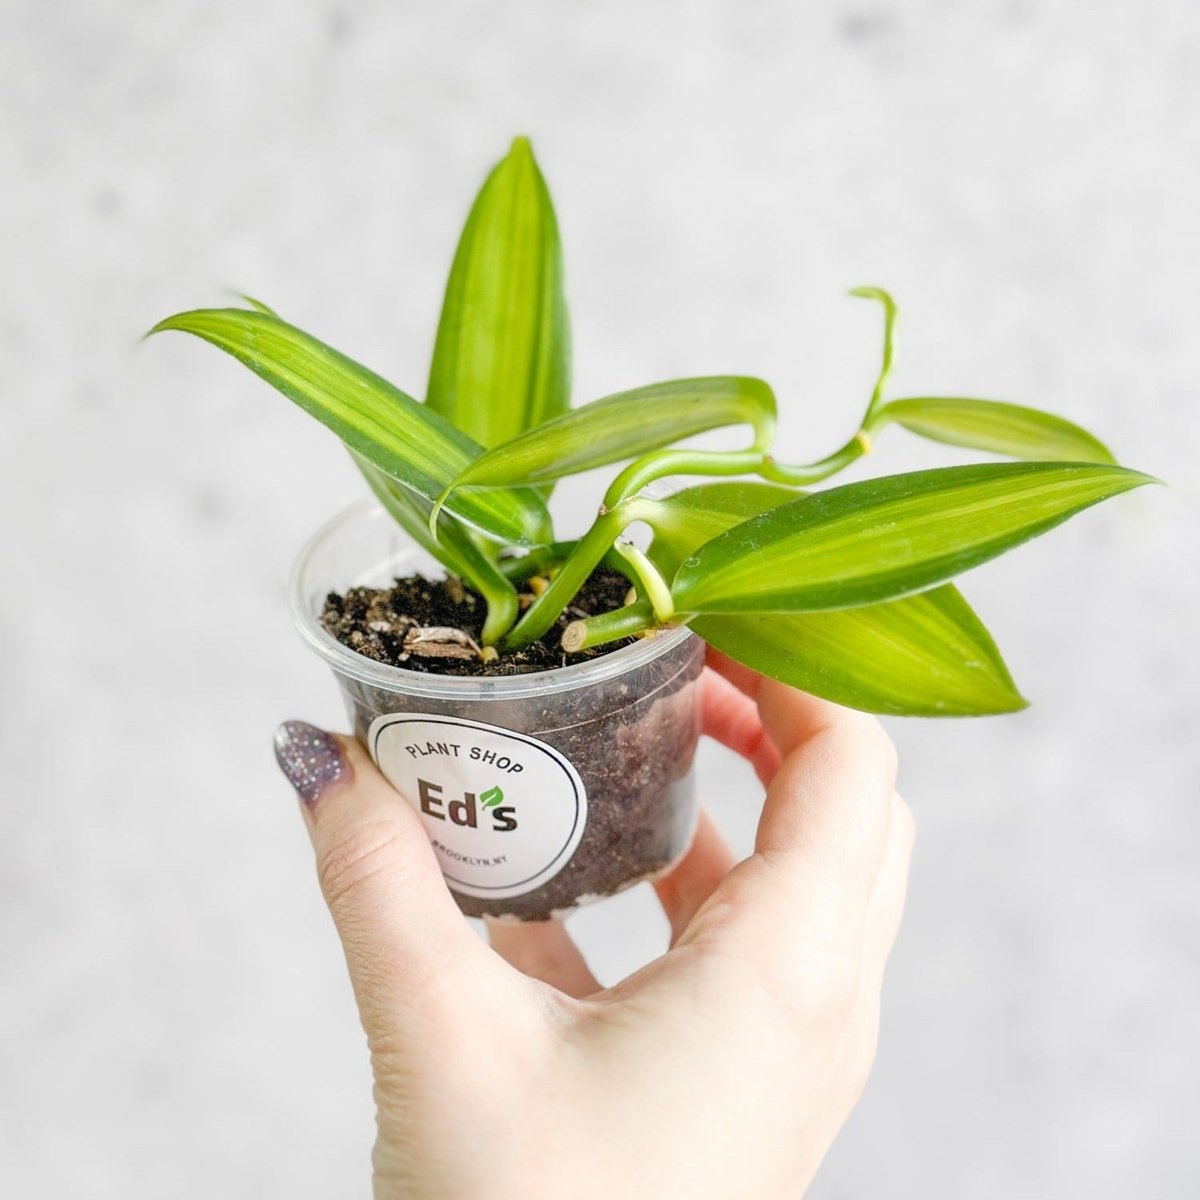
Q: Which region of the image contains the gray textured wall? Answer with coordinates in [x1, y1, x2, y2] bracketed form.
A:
[3, 2, 1198, 1196]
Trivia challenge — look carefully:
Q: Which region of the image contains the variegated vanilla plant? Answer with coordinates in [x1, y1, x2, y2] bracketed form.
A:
[151, 137, 1154, 716]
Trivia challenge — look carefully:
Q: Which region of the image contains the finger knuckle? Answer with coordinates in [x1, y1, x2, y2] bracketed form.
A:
[316, 819, 405, 912]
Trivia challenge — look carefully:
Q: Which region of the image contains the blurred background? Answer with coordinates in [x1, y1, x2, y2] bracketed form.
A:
[3, 1, 1198, 1195]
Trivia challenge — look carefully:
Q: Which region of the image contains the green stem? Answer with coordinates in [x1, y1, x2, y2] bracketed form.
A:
[562, 600, 661, 653]
[499, 541, 641, 585]
[850, 286, 898, 424]
[601, 545, 645, 585]
[605, 449, 769, 508]
[604, 416, 892, 505]
[498, 542, 578, 582]
[614, 542, 674, 621]
[759, 434, 866, 486]
[500, 506, 633, 652]
[760, 400, 895, 486]
[480, 588, 520, 647]
[604, 289, 899, 504]
[500, 393, 898, 653]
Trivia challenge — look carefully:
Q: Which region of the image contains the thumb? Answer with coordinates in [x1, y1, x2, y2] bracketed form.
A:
[273, 720, 498, 1038]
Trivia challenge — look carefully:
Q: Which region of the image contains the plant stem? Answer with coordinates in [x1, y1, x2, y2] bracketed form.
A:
[614, 542, 674, 621]
[850, 286, 898, 425]
[759, 433, 867, 486]
[562, 600, 662, 652]
[501, 401, 895, 652]
[500, 505, 632, 652]
[757, 288, 896, 487]
[605, 449, 770, 508]
[498, 541, 579, 582]
[480, 587, 520, 647]
[499, 541, 642, 587]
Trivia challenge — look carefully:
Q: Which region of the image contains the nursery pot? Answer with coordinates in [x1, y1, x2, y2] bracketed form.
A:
[289, 500, 705, 921]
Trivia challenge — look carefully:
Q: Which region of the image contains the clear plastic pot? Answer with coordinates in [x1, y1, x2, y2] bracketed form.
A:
[289, 500, 705, 921]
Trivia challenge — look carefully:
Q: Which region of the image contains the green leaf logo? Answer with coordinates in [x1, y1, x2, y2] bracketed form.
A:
[480, 785, 505, 808]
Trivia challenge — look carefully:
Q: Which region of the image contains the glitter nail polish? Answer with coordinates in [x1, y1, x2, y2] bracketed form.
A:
[274, 721, 349, 806]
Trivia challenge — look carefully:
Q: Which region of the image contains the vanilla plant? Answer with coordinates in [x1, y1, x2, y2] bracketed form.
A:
[151, 137, 1154, 716]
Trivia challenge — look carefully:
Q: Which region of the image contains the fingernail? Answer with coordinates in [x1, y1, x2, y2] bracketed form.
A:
[274, 721, 349, 806]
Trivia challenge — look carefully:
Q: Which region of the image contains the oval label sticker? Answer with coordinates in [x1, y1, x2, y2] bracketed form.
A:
[368, 713, 587, 899]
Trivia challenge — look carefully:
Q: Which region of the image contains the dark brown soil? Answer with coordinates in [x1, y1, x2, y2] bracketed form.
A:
[320, 567, 634, 675]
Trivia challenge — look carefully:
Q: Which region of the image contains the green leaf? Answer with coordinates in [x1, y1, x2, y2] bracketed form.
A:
[672, 462, 1155, 614]
[480, 785, 505, 808]
[149, 307, 552, 546]
[426, 136, 570, 447]
[880, 397, 1115, 464]
[640, 480, 805, 577]
[235, 293, 278, 316]
[435, 376, 777, 509]
[353, 455, 519, 646]
[693, 587, 1026, 716]
[636, 479, 1024, 715]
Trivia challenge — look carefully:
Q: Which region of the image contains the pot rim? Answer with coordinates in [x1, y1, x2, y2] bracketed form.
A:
[288, 498, 699, 700]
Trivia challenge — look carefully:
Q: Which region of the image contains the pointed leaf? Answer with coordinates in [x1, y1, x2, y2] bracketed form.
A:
[693, 587, 1026, 716]
[235, 293, 278, 316]
[437, 376, 777, 503]
[149, 308, 552, 546]
[672, 462, 1154, 614]
[881, 396, 1115, 464]
[479, 785, 505, 808]
[426, 137, 570, 446]
[353, 455, 519, 644]
[637, 480, 1024, 715]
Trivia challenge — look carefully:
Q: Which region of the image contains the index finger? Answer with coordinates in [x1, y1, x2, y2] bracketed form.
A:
[683, 652, 898, 963]
[706, 647, 852, 756]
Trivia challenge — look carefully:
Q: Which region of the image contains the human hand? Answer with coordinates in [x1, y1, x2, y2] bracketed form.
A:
[274, 650, 914, 1199]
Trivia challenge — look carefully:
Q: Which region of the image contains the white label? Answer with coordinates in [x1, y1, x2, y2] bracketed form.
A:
[367, 713, 588, 899]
